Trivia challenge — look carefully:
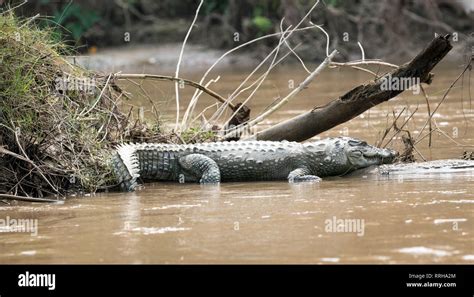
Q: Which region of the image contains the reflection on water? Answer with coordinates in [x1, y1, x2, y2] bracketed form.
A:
[0, 62, 473, 263]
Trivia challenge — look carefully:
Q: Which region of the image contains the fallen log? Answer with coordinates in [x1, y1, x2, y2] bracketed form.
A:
[247, 35, 453, 142]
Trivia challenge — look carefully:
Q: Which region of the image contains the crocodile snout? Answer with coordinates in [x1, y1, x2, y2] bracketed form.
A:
[381, 148, 398, 163]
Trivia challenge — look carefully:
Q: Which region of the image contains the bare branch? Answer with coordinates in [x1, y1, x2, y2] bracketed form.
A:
[174, 0, 204, 131]
[235, 50, 338, 140]
[114, 73, 234, 109]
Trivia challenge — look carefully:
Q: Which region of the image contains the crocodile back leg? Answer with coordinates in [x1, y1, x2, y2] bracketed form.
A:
[178, 154, 221, 184]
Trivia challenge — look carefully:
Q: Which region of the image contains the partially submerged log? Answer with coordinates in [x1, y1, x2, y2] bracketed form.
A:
[248, 35, 453, 142]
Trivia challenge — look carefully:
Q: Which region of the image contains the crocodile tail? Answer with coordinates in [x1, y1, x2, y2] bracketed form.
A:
[112, 144, 140, 191]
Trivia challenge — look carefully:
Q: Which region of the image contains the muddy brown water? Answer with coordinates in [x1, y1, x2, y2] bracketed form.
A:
[0, 59, 473, 264]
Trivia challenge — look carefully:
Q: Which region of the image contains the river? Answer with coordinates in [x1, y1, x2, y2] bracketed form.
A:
[0, 51, 473, 263]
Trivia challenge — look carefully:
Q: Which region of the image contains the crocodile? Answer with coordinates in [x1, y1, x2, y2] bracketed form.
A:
[112, 137, 398, 191]
[111, 137, 399, 191]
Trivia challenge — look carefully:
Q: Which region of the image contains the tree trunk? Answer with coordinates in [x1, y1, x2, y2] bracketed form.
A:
[249, 35, 452, 142]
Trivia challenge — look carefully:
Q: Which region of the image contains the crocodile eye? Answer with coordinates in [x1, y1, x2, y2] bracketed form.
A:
[349, 139, 368, 147]
[348, 140, 362, 146]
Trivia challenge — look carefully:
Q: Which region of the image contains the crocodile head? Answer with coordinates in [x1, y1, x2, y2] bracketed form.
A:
[345, 138, 398, 169]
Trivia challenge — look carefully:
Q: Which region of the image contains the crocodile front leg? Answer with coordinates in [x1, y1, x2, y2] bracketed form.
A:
[178, 154, 221, 183]
[288, 168, 321, 183]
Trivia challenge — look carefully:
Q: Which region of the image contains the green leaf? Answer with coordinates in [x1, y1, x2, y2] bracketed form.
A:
[67, 23, 84, 41]
[252, 16, 272, 33]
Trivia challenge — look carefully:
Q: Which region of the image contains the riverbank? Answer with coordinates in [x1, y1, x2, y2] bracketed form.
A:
[0, 13, 177, 200]
[18, 0, 474, 65]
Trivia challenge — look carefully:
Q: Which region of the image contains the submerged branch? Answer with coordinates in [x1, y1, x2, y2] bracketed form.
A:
[0, 194, 60, 203]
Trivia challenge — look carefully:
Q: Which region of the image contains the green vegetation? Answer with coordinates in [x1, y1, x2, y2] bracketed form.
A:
[1, 13, 64, 130]
[0, 12, 144, 197]
[10, 0, 472, 60]
[252, 16, 273, 34]
[51, 3, 99, 42]
[202, 0, 229, 15]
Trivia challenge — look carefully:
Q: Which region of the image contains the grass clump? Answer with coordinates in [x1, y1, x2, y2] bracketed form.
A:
[0, 12, 157, 198]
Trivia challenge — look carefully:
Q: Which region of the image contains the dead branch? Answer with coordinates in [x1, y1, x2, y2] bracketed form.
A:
[248, 35, 453, 142]
[182, 0, 323, 130]
[415, 56, 473, 145]
[419, 85, 433, 147]
[376, 108, 406, 148]
[224, 49, 338, 139]
[174, 0, 204, 130]
[113, 73, 235, 110]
